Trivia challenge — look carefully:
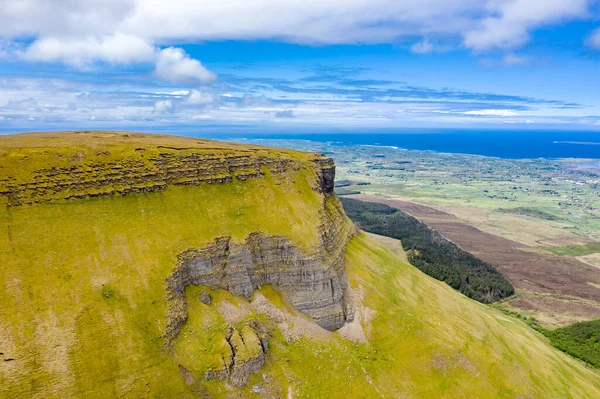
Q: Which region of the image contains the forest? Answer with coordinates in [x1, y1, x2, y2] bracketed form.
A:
[340, 198, 515, 303]
[543, 320, 600, 368]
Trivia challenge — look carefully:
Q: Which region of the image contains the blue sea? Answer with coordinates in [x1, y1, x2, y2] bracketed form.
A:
[200, 129, 600, 159]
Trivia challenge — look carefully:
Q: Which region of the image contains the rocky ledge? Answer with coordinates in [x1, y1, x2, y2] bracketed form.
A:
[0, 151, 336, 206]
[205, 322, 270, 387]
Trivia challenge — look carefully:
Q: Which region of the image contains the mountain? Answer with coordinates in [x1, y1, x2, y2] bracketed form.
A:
[1, 131, 600, 398]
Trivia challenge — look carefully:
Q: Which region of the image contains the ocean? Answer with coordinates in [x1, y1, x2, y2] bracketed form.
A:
[200, 129, 600, 159]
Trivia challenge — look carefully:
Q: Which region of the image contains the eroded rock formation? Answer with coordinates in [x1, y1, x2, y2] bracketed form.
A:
[205, 324, 269, 387]
[163, 156, 356, 354]
[0, 146, 336, 206]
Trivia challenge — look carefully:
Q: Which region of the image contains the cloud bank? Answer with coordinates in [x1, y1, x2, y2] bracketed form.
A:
[0, 0, 598, 130]
[2, 0, 597, 64]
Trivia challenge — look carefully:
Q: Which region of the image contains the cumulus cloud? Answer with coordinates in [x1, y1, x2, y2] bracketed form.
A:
[1, 0, 595, 56]
[587, 28, 600, 49]
[18, 36, 217, 86]
[463, 0, 589, 51]
[21, 34, 156, 67]
[0, 0, 135, 37]
[154, 48, 216, 84]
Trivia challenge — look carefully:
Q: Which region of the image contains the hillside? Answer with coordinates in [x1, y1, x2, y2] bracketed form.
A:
[1, 131, 600, 398]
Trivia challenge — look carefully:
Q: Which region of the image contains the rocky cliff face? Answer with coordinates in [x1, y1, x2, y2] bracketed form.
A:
[166, 228, 352, 337]
[0, 150, 332, 206]
[164, 172, 357, 340]
[0, 132, 356, 391]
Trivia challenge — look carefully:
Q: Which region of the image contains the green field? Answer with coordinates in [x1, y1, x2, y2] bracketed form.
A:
[542, 242, 600, 256]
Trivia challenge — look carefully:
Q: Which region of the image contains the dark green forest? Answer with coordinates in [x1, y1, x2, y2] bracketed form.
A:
[340, 198, 515, 303]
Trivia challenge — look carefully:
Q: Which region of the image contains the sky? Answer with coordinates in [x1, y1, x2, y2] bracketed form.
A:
[1, 0, 600, 133]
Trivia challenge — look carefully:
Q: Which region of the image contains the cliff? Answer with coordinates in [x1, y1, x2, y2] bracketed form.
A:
[0, 131, 358, 395]
[2, 132, 600, 399]
[0, 131, 337, 206]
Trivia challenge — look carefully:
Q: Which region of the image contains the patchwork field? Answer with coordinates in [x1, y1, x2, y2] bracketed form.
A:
[349, 194, 600, 328]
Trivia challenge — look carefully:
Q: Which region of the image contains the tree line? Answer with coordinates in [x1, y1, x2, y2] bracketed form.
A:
[340, 198, 515, 303]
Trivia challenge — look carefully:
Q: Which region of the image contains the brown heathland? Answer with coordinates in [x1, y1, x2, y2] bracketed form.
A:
[350, 194, 600, 327]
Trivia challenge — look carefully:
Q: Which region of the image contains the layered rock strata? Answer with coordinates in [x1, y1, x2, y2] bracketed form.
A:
[162, 154, 356, 347]
[166, 222, 355, 344]
[0, 147, 335, 206]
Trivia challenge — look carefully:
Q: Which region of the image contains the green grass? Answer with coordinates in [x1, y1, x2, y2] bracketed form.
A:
[497, 207, 560, 220]
[339, 235, 600, 398]
[542, 242, 600, 256]
[157, 234, 600, 398]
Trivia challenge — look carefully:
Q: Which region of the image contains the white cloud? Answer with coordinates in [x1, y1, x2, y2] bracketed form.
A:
[154, 47, 216, 84]
[411, 39, 434, 54]
[587, 28, 600, 49]
[463, 0, 589, 51]
[464, 109, 519, 117]
[20, 34, 156, 67]
[18, 36, 217, 86]
[0, 0, 594, 55]
[186, 89, 214, 105]
[153, 99, 173, 113]
[0, 0, 135, 37]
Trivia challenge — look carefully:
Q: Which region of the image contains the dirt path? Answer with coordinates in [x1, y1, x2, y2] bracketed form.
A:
[348, 194, 600, 326]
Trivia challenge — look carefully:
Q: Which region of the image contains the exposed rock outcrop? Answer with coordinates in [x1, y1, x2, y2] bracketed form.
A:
[312, 157, 336, 194]
[198, 290, 212, 305]
[205, 324, 268, 387]
[166, 220, 355, 344]
[0, 140, 336, 206]
[163, 156, 357, 346]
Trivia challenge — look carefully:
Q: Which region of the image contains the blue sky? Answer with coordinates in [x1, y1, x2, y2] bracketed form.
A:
[1, 0, 600, 133]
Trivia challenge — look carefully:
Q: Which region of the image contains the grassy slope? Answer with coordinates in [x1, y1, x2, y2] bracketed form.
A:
[173, 234, 600, 398]
[2, 132, 600, 398]
[343, 236, 600, 398]
[0, 133, 327, 397]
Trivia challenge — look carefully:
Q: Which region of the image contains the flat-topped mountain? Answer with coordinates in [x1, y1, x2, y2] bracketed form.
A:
[0, 131, 336, 206]
[1, 131, 600, 398]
